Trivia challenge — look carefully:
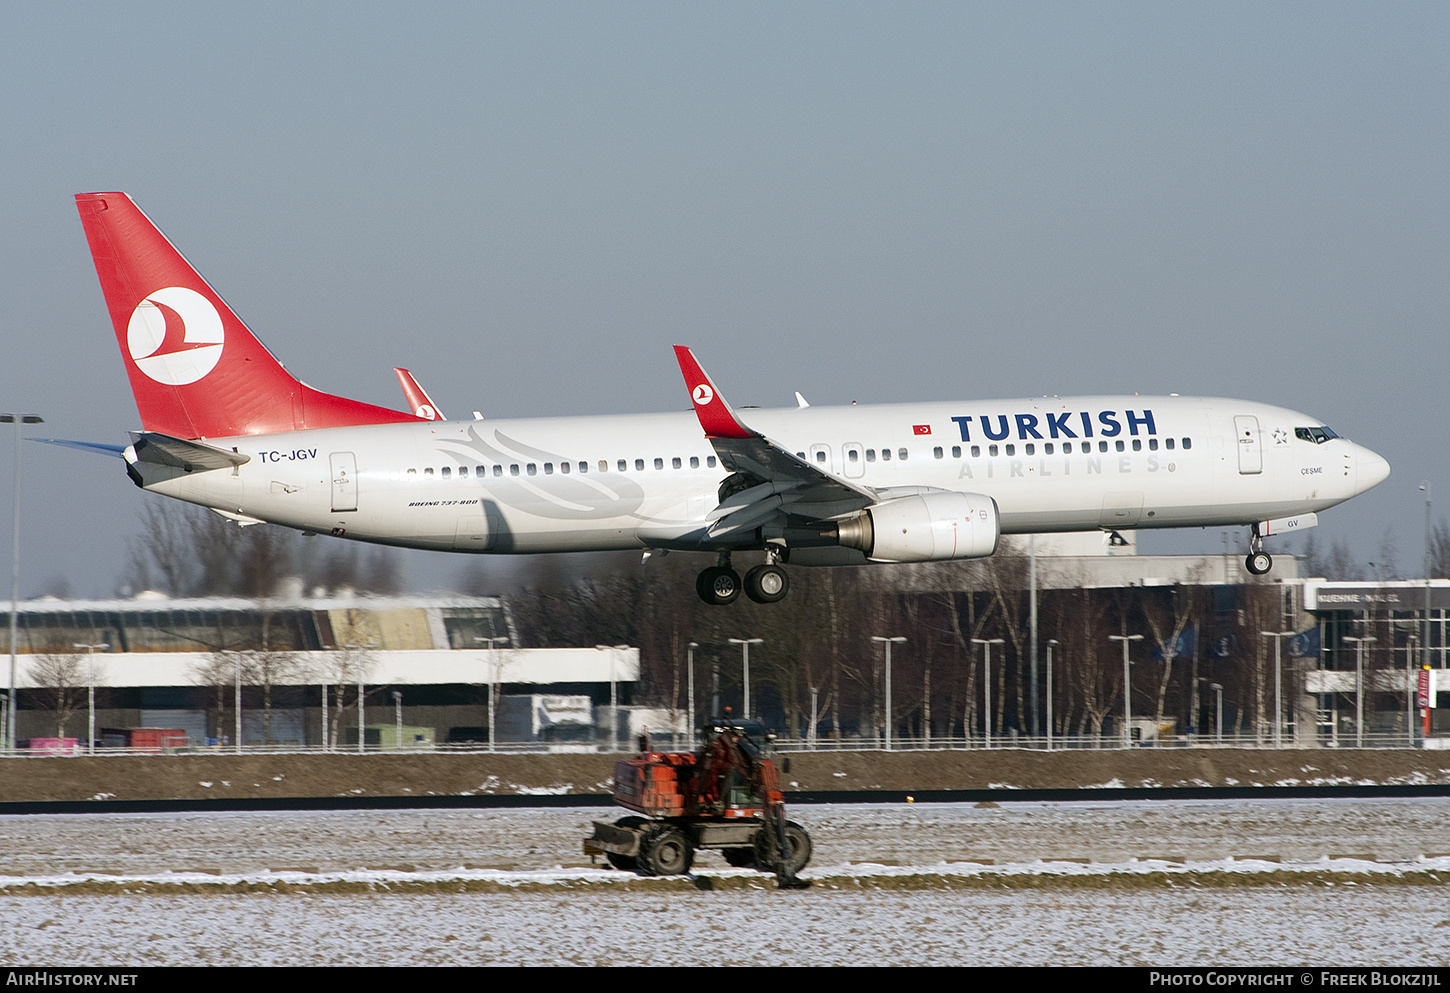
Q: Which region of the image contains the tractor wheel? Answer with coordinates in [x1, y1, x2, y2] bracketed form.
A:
[753, 820, 812, 875]
[638, 825, 694, 876]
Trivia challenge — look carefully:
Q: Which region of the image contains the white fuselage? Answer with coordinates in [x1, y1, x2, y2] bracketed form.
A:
[142, 395, 1388, 556]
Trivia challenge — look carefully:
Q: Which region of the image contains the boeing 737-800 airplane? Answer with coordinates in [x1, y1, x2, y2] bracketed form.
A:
[71, 192, 1389, 605]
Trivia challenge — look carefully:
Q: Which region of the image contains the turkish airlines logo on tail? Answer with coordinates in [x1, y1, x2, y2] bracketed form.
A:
[126, 287, 224, 386]
[692, 384, 714, 406]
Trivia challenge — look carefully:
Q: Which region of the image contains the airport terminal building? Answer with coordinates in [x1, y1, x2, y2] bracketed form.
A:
[1, 593, 641, 749]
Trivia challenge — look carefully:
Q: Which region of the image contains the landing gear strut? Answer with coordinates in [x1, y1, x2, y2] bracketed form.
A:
[1245, 525, 1273, 575]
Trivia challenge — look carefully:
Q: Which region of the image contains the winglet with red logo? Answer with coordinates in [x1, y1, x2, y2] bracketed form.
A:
[394, 368, 446, 421]
[672, 346, 756, 440]
[75, 192, 417, 440]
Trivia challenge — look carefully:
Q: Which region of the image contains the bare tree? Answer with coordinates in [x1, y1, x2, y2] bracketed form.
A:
[28, 652, 100, 741]
[1139, 584, 1199, 731]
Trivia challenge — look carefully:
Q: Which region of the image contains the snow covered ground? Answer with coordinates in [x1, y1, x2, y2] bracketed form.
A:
[0, 798, 1446, 966]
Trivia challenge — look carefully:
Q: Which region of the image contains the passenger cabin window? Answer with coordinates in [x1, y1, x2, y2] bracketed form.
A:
[654, 458, 664, 470]
[933, 446, 943, 459]
[866, 450, 876, 462]
[672, 457, 682, 469]
[898, 448, 908, 461]
[690, 456, 699, 468]
[707, 456, 717, 468]
[635, 459, 645, 471]
[881, 449, 892, 461]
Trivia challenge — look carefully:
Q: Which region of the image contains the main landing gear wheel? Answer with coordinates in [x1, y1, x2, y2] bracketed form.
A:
[745, 564, 790, 604]
[696, 566, 741, 606]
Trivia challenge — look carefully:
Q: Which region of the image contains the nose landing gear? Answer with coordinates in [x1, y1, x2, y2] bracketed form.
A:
[1245, 525, 1273, 575]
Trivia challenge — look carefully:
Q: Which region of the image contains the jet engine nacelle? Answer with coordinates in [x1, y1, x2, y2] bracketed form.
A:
[836, 491, 1000, 563]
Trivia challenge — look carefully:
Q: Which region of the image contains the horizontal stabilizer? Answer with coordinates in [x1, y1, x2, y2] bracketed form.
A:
[126, 432, 251, 473]
[32, 438, 127, 458]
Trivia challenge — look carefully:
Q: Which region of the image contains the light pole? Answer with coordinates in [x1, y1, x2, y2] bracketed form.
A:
[1405, 633, 1418, 746]
[1045, 639, 1059, 751]
[872, 636, 906, 751]
[1343, 635, 1376, 748]
[343, 645, 366, 754]
[1210, 682, 1224, 743]
[687, 642, 698, 741]
[234, 649, 244, 754]
[1109, 634, 1144, 748]
[1261, 631, 1294, 748]
[971, 638, 1004, 747]
[808, 686, 818, 750]
[1421, 481, 1433, 674]
[596, 644, 629, 750]
[4, 413, 42, 753]
[73, 642, 108, 756]
[392, 690, 403, 750]
[477, 637, 507, 752]
[727, 638, 762, 719]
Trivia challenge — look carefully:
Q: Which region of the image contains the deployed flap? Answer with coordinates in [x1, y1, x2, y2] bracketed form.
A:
[127, 431, 250, 472]
[672, 347, 876, 523]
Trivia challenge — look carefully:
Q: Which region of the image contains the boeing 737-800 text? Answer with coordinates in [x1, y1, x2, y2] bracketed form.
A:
[71, 192, 1390, 604]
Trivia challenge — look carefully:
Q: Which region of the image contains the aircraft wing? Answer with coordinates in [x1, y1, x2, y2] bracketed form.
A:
[673, 346, 875, 535]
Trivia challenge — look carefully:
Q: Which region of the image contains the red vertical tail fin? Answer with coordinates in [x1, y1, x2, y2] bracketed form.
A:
[75, 192, 417, 439]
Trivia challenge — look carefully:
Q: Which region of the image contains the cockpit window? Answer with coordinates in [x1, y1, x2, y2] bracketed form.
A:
[1294, 426, 1340, 444]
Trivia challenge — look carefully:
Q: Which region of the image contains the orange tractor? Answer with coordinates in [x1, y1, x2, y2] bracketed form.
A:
[585, 718, 811, 887]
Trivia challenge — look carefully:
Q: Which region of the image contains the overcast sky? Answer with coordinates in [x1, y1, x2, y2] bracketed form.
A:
[2, 1, 1445, 596]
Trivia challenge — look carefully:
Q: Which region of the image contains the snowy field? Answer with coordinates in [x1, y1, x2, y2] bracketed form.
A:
[0, 798, 1447, 966]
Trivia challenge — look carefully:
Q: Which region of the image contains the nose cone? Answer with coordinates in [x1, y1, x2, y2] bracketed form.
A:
[1355, 444, 1391, 493]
